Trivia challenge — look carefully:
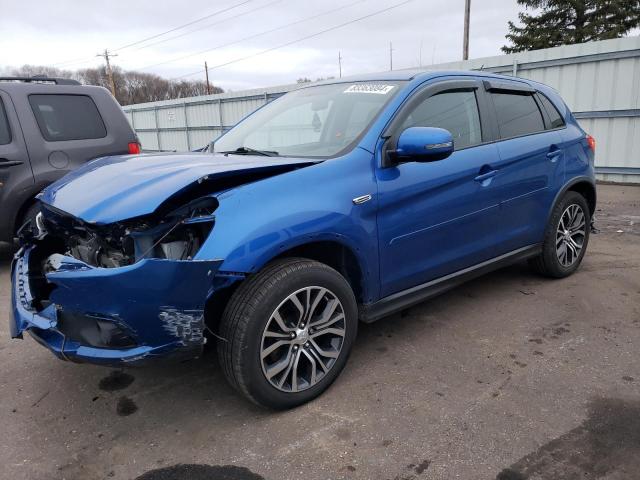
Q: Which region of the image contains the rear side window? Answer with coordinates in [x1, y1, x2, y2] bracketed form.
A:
[0, 98, 11, 145]
[400, 90, 482, 149]
[491, 92, 545, 139]
[538, 94, 565, 129]
[29, 94, 107, 142]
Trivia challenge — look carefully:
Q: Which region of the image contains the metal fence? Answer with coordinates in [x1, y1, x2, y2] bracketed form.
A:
[123, 35, 640, 183]
[122, 84, 296, 152]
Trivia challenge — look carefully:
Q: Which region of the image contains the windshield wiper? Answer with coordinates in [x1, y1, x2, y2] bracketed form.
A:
[219, 146, 279, 157]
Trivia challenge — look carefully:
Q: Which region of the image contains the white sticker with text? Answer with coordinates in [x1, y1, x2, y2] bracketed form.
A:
[343, 84, 395, 95]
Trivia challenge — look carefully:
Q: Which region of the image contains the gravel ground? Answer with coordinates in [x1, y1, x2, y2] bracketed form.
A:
[0, 183, 638, 480]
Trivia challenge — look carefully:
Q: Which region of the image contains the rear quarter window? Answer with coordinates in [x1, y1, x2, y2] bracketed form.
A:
[491, 92, 545, 139]
[0, 98, 11, 145]
[29, 94, 107, 142]
[538, 94, 566, 129]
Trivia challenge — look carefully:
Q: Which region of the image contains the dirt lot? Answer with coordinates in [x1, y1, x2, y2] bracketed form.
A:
[0, 184, 638, 480]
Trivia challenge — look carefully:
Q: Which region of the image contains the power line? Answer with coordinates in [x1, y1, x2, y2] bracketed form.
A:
[51, 55, 96, 68]
[126, 0, 284, 53]
[138, 0, 370, 71]
[50, 0, 254, 68]
[112, 0, 254, 52]
[173, 0, 417, 80]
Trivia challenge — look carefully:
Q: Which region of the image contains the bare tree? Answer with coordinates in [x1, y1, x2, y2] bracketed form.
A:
[9, 64, 223, 105]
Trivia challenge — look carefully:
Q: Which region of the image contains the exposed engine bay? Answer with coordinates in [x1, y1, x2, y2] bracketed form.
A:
[36, 195, 218, 269]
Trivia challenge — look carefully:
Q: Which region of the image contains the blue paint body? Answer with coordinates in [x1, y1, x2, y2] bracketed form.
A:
[10, 71, 595, 365]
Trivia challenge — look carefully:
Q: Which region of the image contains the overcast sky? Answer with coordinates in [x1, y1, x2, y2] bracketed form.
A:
[1, 0, 524, 91]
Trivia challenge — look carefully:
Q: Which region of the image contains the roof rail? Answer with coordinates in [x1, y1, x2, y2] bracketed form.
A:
[0, 76, 81, 85]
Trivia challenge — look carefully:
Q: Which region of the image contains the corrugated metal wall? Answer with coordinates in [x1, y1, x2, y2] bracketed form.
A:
[123, 85, 295, 152]
[123, 36, 640, 183]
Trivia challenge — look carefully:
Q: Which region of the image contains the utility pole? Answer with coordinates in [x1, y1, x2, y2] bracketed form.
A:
[389, 42, 393, 71]
[204, 61, 211, 95]
[97, 49, 118, 97]
[338, 51, 342, 78]
[462, 0, 471, 60]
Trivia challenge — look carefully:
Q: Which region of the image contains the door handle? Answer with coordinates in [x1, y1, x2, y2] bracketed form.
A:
[474, 169, 499, 182]
[0, 158, 23, 168]
[547, 150, 563, 162]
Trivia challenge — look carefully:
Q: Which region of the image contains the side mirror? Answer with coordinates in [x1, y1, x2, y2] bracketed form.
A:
[394, 127, 454, 162]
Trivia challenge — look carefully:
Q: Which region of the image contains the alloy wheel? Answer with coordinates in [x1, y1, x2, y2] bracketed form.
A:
[556, 204, 586, 267]
[260, 286, 346, 393]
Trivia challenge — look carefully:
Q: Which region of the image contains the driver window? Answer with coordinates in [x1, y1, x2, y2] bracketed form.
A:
[400, 90, 482, 150]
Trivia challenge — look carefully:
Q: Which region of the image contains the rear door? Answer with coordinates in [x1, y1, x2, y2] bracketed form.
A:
[0, 90, 34, 233]
[12, 85, 136, 189]
[483, 80, 563, 253]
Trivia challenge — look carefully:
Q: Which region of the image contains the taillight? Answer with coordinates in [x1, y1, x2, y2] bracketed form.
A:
[586, 135, 595, 152]
[128, 142, 141, 154]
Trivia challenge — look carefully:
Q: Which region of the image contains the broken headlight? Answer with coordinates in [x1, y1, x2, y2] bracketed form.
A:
[42, 196, 217, 268]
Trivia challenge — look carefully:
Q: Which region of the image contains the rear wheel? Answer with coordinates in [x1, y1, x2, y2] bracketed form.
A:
[529, 191, 590, 278]
[217, 258, 358, 409]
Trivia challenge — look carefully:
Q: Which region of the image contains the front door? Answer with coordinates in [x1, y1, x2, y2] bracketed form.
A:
[376, 79, 502, 297]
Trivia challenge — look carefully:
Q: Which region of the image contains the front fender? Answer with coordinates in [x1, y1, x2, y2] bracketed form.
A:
[195, 149, 380, 301]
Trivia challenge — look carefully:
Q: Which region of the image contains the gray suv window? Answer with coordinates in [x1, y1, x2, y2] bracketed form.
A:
[29, 94, 107, 142]
[491, 92, 545, 139]
[0, 98, 11, 145]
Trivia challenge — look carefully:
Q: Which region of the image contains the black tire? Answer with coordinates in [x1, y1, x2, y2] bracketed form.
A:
[217, 258, 358, 409]
[529, 191, 591, 278]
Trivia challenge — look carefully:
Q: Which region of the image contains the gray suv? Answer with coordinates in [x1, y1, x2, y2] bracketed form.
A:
[0, 77, 139, 243]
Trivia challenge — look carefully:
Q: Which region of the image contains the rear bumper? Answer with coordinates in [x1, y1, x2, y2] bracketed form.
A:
[11, 243, 223, 366]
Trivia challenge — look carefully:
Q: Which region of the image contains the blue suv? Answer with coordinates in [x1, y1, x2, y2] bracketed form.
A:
[11, 71, 596, 408]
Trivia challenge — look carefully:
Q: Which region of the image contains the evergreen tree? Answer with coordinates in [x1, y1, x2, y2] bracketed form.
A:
[502, 0, 640, 53]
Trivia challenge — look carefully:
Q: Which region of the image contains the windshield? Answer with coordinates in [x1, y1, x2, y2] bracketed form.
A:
[214, 81, 404, 158]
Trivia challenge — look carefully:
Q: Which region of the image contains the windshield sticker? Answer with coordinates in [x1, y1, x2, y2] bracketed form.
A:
[343, 84, 395, 95]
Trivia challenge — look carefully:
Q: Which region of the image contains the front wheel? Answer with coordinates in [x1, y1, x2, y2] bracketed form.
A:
[217, 258, 358, 409]
[529, 191, 591, 278]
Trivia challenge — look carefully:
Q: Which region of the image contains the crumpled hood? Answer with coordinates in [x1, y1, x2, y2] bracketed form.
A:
[39, 152, 315, 224]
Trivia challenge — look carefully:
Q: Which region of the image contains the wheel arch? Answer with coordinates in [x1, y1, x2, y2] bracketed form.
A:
[204, 238, 370, 339]
[13, 195, 39, 233]
[549, 177, 596, 221]
[271, 240, 366, 304]
[567, 180, 596, 216]
[10, 180, 50, 236]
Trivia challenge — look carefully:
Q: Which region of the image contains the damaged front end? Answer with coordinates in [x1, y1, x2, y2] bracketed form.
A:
[10, 153, 319, 365]
[11, 199, 223, 365]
